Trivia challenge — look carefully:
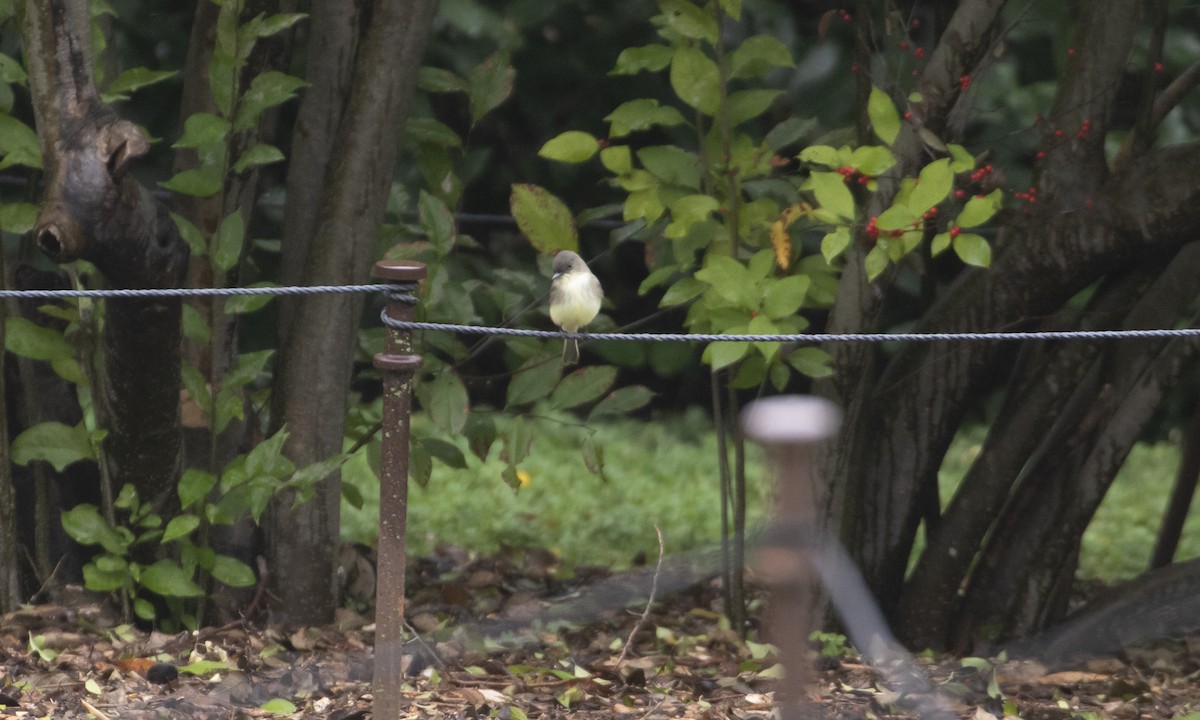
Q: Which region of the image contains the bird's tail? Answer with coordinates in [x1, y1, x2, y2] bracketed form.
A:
[562, 338, 580, 365]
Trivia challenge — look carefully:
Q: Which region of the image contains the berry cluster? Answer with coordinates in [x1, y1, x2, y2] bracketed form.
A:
[1013, 185, 1038, 204]
[836, 166, 871, 186]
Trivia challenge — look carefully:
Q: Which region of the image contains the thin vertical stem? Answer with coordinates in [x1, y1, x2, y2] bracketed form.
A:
[712, 370, 733, 623]
[728, 381, 747, 637]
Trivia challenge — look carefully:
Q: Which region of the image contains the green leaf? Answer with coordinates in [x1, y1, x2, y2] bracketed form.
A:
[468, 51, 514, 125]
[232, 143, 284, 173]
[956, 189, 1003, 228]
[12, 422, 94, 471]
[821, 227, 851, 263]
[864, 244, 889, 281]
[868, 86, 901, 146]
[605, 99, 688, 138]
[260, 698, 298, 715]
[179, 468, 217, 510]
[507, 357, 561, 408]
[600, 145, 632, 174]
[0, 202, 36, 234]
[181, 304, 212, 345]
[212, 207, 244, 276]
[875, 204, 918, 231]
[62, 505, 126, 555]
[224, 349, 274, 390]
[463, 413, 496, 462]
[931, 231, 951, 257]
[947, 143, 975, 172]
[660, 277, 706, 307]
[501, 416, 533, 466]
[907, 159, 954, 216]
[101, 67, 177, 101]
[171, 212, 208, 256]
[726, 89, 782, 126]
[665, 194, 719, 238]
[419, 190, 456, 253]
[695, 254, 750, 305]
[224, 282, 279, 314]
[162, 514, 201, 543]
[808, 172, 855, 221]
[174, 112, 230, 152]
[241, 12, 306, 42]
[588, 385, 655, 420]
[83, 558, 129, 592]
[418, 66, 468, 93]
[637, 145, 700, 188]
[798, 145, 843, 168]
[953, 232, 992, 267]
[510, 184, 578, 253]
[5, 316, 71, 361]
[849, 146, 896, 176]
[765, 117, 817, 151]
[549, 366, 618, 410]
[670, 46, 720, 115]
[729, 35, 794, 79]
[611, 44, 674, 75]
[706, 340, 749, 370]
[539, 131, 600, 163]
[406, 116, 463, 148]
[161, 167, 223, 197]
[421, 438, 468, 469]
[762, 275, 809, 319]
[181, 361, 211, 415]
[420, 371, 469, 434]
[0, 112, 42, 170]
[178, 660, 237, 676]
[719, 0, 742, 19]
[210, 554, 256, 587]
[234, 71, 306, 131]
[0, 54, 28, 85]
[786, 346, 833, 378]
[657, 0, 718, 43]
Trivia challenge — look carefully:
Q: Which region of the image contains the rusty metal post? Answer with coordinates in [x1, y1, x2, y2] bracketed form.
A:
[742, 396, 841, 720]
[371, 260, 426, 720]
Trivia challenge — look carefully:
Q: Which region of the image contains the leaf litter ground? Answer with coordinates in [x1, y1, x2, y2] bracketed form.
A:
[4, 546, 1200, 719]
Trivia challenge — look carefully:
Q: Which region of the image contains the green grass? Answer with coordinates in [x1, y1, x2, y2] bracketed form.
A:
[345, 410, 1197, 584]
[342, 407, 770, 569]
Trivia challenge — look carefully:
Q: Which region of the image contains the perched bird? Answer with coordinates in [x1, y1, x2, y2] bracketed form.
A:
[548, 250, 603, 365]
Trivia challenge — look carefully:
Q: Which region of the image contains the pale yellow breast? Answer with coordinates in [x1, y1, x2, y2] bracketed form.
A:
[550, 272, 602, 332]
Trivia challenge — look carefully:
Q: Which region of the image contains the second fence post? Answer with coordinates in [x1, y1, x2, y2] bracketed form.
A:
[371, 259, 426, 720]
[742, 395, 841, 720]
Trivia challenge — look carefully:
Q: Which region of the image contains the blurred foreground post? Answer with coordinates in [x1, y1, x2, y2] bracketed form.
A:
[372, 260, 426, 719]
[743, 396, 841, 720]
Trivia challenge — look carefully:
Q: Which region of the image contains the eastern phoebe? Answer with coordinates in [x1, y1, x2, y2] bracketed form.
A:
[549, 250, 603, 365]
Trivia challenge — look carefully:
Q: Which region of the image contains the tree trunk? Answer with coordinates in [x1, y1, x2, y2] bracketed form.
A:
[266, 0, 438, 626]
[0, 269, 17, 611]
[813, 0, 1200, 647]
[24, 0, 188, 512]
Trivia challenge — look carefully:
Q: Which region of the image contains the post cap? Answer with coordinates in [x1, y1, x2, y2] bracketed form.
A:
[742, 395, 841, 444]
[373, 259, 427, 282]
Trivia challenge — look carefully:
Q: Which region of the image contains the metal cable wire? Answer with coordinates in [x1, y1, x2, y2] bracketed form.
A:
[6, 280, 1198, 343]
[379, 312, 1200, 344]
[0, 283, 399, 300]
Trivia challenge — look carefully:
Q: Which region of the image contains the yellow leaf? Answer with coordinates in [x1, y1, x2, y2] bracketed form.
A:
[770, 203, 810, 269]
[516, 469, 532, 488]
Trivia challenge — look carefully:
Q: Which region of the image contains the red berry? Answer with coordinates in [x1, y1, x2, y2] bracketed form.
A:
[1067, 48, 1076, 57]
[1155, 62, 1164, 72]
[949, 226, 961, 238]
[911, 18, 921, 29]
[955, 189, 966, 199]
[900, 41, 910, 50]
[915, 47, 926, 59]
[851, 64, 860, 72]
[960, 74, 971, 91]
[1036, 150, 1046, 159]
[904, 111, 913, 120]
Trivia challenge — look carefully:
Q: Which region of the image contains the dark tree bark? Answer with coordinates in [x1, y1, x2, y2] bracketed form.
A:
[266, 0, 438, 626]
[0, 279, 16, 612]
[24, 0, 188, 512]
[814, 0, 1200, 649]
